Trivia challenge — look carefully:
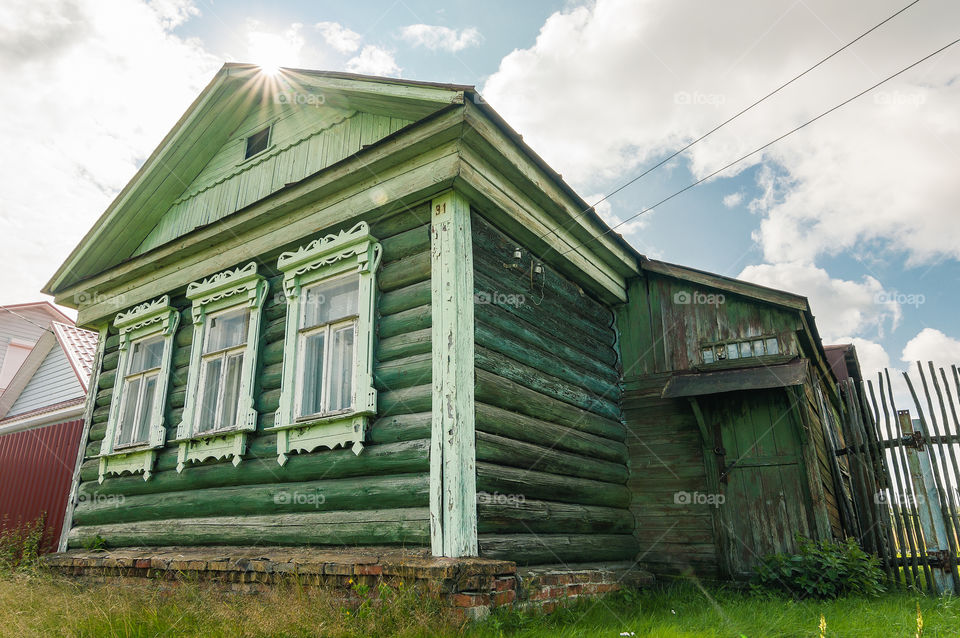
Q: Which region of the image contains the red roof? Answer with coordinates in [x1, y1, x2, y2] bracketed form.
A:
[51, 322, 98, 391]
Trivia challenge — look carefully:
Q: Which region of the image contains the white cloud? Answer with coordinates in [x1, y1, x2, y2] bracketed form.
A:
[346, 45, 400, 77]
[722, 192, 743, 208]
[482, 0, 960, 266]
[0, 0, 220, 305]
[399, 25, 482, 52]
[902, 328, 960, 367]
[737, 262, 900, 342]
[315, 21, 362, 54]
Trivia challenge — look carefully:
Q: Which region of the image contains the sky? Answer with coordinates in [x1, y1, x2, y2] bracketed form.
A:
[0, 0, 958, 390]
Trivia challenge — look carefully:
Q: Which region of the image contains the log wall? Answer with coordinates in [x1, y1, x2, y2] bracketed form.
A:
[70, 203, 435, 548]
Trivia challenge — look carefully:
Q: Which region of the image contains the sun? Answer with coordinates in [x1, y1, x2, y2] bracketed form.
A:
[247, 30, 298, 76]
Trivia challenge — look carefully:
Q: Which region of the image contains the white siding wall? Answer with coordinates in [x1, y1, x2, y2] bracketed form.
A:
[6, 344, 84, 416]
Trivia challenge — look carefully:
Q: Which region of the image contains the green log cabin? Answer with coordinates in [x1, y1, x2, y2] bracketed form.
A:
[44, 64, 857, 578]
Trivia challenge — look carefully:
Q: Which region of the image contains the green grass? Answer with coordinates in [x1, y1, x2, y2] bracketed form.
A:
[1, 571, 959, 637]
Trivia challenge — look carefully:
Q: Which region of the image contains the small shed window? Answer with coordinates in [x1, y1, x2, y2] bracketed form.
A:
[175, 262, 268, 472]
[99, 295, 180, 483]
[702, 336, 781, 365]
[244, 126, 271, 159]
[270, 221, 382, 465]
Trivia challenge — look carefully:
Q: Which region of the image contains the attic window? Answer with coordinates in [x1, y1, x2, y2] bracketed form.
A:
[701, 337, 780, 364]
[244, 126, 271, 159]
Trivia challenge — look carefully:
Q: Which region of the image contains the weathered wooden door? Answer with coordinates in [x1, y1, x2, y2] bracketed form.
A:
[706, 389, 814, 577]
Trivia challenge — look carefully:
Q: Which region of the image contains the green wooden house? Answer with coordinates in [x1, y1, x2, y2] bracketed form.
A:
[45, 64, 853, 577]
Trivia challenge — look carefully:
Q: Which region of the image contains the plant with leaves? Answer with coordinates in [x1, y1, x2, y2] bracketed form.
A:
[753, 535, 886, 599]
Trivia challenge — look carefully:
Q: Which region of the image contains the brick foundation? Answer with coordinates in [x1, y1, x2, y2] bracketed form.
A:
[43, 547, 653, 619]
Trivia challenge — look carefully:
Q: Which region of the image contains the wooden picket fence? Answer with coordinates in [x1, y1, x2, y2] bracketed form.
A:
[835, 362, 960, 594]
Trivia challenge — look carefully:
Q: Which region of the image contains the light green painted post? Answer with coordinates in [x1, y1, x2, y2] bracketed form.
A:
[430, 190, 478, 557]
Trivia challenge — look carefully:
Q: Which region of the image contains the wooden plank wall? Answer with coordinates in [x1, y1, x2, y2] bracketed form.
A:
[470, 212, 636, 565]
[134, 110, 413, 257]
[623, 376, 721, 578]
[69, 203, 435, 548]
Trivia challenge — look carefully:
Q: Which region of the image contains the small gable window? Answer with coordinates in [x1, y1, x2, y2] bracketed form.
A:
[270, 222, 381, 465]
[701, 336, 780, 365]
[244, 126, 271, 159]
[98, 296, 179, 483]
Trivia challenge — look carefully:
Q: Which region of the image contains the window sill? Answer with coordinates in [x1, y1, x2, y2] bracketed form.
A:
[97, 447, 159, 483]
[174, 430, 248, 473]
[267, 411, 371, 465]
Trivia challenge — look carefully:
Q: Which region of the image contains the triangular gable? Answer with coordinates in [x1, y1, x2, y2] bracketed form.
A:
[133, 103, 414, 257]
[4, 342, 84, 418]
[44, 65, 471, 296]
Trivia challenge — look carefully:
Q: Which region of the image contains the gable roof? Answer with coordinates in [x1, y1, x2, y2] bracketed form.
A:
[44, 64, 471, 296]
[0, 301, 73, 328]
[0, 321, 97, 419]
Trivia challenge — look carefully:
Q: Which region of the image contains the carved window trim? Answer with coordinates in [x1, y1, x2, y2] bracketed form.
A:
[175, 262, 267, 472]
[98, 295, 180, 483]
[268, 221, 381, 465]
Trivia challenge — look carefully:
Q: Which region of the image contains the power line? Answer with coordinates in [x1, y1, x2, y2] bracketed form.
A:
[561, 34, 960, 257]
[536, 0, 921, 245]
[0, 305, 56, 336]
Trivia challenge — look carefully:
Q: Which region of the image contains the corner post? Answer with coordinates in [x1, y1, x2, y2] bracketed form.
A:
[430, 190, 478, 557]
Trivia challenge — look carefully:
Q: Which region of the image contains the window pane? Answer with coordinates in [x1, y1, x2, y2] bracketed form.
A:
[299, 331, 325, 416]
[765, 338, 779, 355]
[702, 348, 714, 364]
[752, 339, 765, 355]
[301, 275, 359, 328]
[726, 344, 739, 360]
[128, 336, 164, 374]
[740, 341, 753, 357]
[134, 375, 157, 444]
[205, 309, 249, 353]
[118, 377, 141, 446]
[329, 325, 354, 412]
[198, 357, 222, 432]
[219, 353, 244, 429]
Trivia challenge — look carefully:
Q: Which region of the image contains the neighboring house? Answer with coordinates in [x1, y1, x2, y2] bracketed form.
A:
[0, 317, 97, 552]
[0, 302, 73, 394]
[41, 65, 854, 577]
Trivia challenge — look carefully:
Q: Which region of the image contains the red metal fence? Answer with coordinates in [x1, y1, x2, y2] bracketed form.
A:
[0, 419, 83, 552]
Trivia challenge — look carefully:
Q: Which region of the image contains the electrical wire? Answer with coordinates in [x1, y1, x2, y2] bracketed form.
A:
[561, 34, 960, 257]
[535, 0, 921, 245]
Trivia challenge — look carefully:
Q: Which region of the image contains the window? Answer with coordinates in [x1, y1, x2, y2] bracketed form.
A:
[270, 221, 381, 465]
[244, 126, 271, 159]
[115, 335, 163, 448]
[176, 262, 267, 472]
[197, 308, 249, 433]
[701, 336, 781, 365]
[297, 275, 359, 418]
[99, 296, 179, 483]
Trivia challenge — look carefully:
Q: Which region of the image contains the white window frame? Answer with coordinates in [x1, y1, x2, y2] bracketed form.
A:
[294, 273, 360, 421]
[113, 335, 164, 450]
[269, 221, 381, 465]
[175, 262, 267, 472]
[98, 295, 179, 483]
[194, 307, 250, 435]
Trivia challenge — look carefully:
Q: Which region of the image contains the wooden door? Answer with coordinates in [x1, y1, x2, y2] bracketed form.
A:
[706, 389, 814, 577]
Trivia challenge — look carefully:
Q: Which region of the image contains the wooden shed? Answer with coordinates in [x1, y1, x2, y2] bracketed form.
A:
[619, 260, 854, 578]
[42, 65, 851, 580]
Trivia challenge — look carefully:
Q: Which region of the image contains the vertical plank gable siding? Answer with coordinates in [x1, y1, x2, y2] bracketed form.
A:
[134, 111, 412, 256]
[7, 344, 85, 417]
[470, 212, 636, 566]
[69, 204, 434, 548]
